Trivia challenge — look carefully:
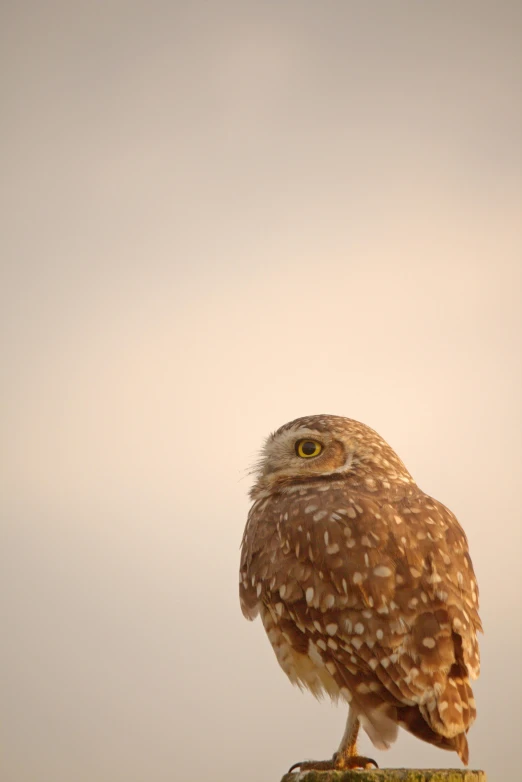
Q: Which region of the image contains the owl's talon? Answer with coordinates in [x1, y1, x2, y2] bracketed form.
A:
[342, 755, 379, 770]
[288, 754, 378, 772]
[288, 757, 336, 772]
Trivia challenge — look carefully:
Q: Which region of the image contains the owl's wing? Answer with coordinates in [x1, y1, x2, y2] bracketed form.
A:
[319, 489, 481, 758]
[352, 491, 482, 750]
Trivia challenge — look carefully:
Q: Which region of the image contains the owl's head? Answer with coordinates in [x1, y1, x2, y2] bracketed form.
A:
[250, 414, 414, 499]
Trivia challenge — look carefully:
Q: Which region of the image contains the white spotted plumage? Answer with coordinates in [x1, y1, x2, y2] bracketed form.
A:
[239, 415, 482, 766]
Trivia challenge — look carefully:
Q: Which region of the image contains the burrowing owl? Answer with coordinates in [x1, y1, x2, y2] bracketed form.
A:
[239, 415, 481, 771]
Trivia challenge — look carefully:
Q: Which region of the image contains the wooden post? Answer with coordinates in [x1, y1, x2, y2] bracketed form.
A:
[281, 770, 486, 782]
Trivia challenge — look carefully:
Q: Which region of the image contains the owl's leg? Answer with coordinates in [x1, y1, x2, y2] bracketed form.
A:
[288, 707, 378, 773]
[333, 708, 378, 769]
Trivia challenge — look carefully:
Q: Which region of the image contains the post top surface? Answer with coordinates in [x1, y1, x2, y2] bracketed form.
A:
[281, 769, 486, 782]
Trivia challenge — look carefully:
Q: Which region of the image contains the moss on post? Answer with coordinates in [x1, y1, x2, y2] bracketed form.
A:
[281, 770, 486, 782]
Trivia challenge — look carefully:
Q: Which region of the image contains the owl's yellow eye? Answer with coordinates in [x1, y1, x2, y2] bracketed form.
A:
[296, 440, 323, 458]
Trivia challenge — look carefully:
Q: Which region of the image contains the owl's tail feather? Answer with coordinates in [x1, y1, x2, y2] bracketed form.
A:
[397, 704, 470, 764]
[455, 733, 470, 766]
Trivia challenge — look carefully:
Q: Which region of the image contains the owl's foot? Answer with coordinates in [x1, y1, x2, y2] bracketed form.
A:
[288, 752, 378, 772]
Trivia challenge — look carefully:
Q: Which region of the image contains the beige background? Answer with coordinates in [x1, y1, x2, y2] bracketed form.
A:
[1, 2, 521, 780]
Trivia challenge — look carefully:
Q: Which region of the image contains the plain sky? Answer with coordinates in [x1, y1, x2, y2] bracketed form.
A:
[1, 1, 521, 781]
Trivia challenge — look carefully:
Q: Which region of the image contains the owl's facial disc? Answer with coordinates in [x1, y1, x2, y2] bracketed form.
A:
[255, 427, 351, 489]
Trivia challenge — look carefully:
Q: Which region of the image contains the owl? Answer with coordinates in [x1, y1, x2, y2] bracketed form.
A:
[239, 415, 481, 772]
